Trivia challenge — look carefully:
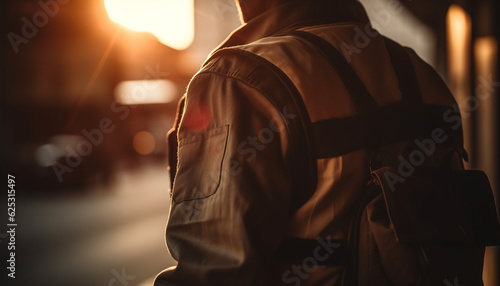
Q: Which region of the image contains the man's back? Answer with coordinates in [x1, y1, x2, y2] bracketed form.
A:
[155, 1, 468, 285]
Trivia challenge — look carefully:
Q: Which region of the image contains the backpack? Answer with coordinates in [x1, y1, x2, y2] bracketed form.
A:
[272, 30, 500, 286]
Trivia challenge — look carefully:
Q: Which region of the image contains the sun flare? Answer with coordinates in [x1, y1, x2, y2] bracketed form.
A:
[104, 0, 195, 50]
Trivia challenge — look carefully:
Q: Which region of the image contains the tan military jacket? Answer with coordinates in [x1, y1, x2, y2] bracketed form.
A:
[155, 1, 458, 285]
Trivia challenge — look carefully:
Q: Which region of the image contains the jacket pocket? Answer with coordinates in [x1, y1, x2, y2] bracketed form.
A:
[173, 125, 229, 203]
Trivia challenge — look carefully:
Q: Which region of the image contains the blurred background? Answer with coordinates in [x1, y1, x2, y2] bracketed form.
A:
[0, 0, 498, 285]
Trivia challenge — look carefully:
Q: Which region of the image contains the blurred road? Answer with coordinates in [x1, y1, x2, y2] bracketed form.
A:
[14, 164, 176, 286]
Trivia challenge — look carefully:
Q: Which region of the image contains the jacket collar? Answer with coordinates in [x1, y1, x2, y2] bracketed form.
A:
[211, 0, 370, 55]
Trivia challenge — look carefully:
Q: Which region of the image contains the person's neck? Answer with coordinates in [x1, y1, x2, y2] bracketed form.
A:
[239, 0, 287, 23]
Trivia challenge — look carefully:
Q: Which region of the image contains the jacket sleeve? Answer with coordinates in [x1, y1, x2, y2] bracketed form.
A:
[154, 67, 296, 286]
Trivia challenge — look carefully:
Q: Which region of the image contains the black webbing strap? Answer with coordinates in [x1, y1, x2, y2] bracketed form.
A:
[383, 37, 424, 108]
[311, 104, 460, 158]
[291, 30, 379, 113]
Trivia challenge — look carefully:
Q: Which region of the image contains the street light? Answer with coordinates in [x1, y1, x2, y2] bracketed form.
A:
[104, 0, 195, 50]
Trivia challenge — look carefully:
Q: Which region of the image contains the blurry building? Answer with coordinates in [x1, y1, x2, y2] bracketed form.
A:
[2, 0, 239, 190]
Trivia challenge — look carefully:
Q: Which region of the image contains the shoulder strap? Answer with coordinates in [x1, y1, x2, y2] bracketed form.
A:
[382, 37, 424, 108]
[382, 37, 467, 159]
[290, 30, 379, 113]
[292, 31, 426, 112]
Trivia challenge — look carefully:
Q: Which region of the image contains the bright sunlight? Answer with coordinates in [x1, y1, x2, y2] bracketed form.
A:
[104, 0, 195, 50]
